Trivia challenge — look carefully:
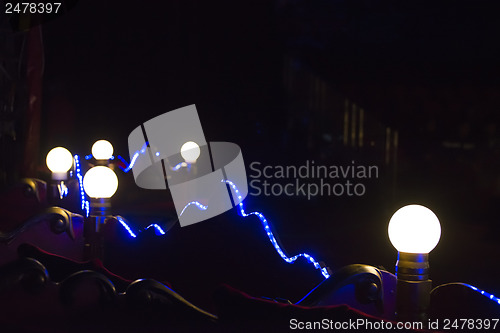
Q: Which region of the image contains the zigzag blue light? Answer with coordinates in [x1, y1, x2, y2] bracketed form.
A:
[74, 155, 90, 217]
[116, 216, 137, 238]
[223, 179, 330, 279]
[179, 201, 208, 216]
[462, 283, 500, 305]
[115, 216, 166, 238]
[83, 151, 500, 292]
[146, 223, 166, 235]
[118, 142, 148, 173]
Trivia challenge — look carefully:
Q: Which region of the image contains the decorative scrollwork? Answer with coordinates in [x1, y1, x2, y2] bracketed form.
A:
[0, 257, 48, 294]
[296, 264, 383, 308]
[60, 270, 117, 306]
[126, 279, 218, 322]
[0, 206, 82, 242]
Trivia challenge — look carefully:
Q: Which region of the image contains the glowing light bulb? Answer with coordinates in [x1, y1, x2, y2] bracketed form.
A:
[91, 140, 114, 160]
[180, 141, 200, 163]
[83, 166, 118, 198]
[46, 147, 73, 180]
[388, 204, 441, 254]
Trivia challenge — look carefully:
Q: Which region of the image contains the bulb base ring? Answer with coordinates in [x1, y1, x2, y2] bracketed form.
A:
[94, 159, 109, 166]
[89, 198, 112, 216]
[396, 252, 429, 281]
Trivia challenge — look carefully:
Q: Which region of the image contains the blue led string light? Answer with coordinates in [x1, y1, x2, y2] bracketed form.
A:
[431, 282, 500, 307]
[145, 223, 166, 235]
[172, 162, 184, 171]
[171, 162, 192, 172]
[111, 151, 329, 278]
[462, 283, 500, 305]
[74, 155, 90, 217]
[223, 180, 330, 279]
[116, 216, 137, 238]
[85, 154, 115, 160]
[179, 201, 208, 216]
[115, 216, 166, 238]
[118, 142, 148, 173]
[118, 144, 194, 173]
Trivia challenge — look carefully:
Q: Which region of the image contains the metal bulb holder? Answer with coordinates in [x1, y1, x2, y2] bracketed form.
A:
[395, 252, 432, 323]
[89, 197, 112, 216]
[388, 205, 441, 325]
[83, 198, 110, 261]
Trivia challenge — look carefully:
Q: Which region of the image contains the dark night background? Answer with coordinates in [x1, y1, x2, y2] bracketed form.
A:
[2, 0, 500, 314]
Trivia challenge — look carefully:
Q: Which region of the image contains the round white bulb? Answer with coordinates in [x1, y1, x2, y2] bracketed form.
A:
[180, 141, 200, 163]
[388, 204, 441, 254]
[92, 140, 114, 160]
[83, 166, 118, 198]
[46, 147, 73, 179]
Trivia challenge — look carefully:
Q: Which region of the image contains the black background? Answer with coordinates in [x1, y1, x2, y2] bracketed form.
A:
[5, 0, 500, 312]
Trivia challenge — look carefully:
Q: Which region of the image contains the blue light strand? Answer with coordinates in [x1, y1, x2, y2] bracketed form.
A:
[145, 223, 166, 235]
[74, 155, 90, 217]
[85, 201, 89, 218]
[116, 216, 137, 238]
[115, 216, 166, 238]
[179, 201, 208, 216]
[462, 283, 500, 305]
[223, 180, 330, 279]
[118, 142, 148, 173]
[172, 162, 185, 171]
[118, 144, 193, 173]
[85, 154, 115, 160]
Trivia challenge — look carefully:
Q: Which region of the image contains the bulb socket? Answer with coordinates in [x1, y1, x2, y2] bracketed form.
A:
[89, 198, 112, 216]
[395, 252, 432, 325]
[396, 252, 429, 281]
[83, 215, 106, 261]
[94, 159, 109, 166]
[84, 197, 110, 261]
